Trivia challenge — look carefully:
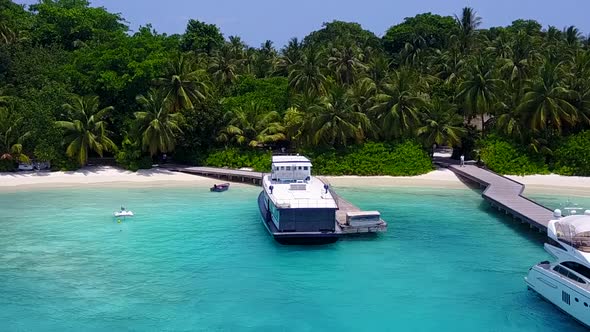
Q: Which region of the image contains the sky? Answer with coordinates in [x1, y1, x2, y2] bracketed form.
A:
[15, 0, 590, 48]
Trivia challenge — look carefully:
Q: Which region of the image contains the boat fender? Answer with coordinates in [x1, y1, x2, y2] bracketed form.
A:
[117, 219, 121, 224]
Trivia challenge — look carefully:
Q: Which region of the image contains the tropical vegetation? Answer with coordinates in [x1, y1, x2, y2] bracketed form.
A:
[1, 0, 589, 175]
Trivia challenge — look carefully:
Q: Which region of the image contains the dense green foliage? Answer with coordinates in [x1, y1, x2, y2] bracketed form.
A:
[554, 131, 590, 176]
[383, 13, 457, 54]
[206, 142, 432, 176]
[478, 137, 548, 175]
[1, 1, 589, 175]
[309, 141, 432, 176]
[205, 148, 271, 172]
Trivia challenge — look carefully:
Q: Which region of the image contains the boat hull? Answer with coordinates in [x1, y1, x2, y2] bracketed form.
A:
[210, 183, 230, 192]
[526, 266, 590, 328]
[257, 191, 338, 245]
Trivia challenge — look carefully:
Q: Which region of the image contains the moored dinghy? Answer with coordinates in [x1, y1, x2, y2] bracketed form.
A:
[210, 183, 230, 192]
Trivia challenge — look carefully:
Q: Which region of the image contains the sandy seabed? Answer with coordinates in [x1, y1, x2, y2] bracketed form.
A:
[0, 166, 589, 197]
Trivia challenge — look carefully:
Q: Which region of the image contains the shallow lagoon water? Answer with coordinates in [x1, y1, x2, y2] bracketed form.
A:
[0, 185, 587, 331]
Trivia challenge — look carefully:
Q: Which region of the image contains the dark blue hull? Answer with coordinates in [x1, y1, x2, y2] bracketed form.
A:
[210, 183, 230, 192]
[257, 191, 339, 245]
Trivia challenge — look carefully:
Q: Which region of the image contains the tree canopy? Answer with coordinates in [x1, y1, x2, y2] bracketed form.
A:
[1, 1, 589, 176]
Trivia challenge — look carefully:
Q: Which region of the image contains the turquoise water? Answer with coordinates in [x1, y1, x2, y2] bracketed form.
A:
[0, 185, 587, 332]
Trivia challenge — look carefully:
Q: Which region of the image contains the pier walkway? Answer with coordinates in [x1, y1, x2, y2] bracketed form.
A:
[165, 165, 266, 185]
[446, 164, 554, 232]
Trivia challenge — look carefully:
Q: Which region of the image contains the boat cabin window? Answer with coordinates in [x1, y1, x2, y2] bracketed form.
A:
[271, 159, 312, 183]
[554, 265, 587, 284]
[562, 261, 590, 280]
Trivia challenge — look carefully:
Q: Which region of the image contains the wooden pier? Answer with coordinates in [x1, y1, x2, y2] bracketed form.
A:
[447, 164, 554, 232]
[167, 166, 266, 185]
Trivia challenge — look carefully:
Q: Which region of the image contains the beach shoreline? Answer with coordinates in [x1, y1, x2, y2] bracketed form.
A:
[0, 166, 218, 192]
[0, 166, 588, 197]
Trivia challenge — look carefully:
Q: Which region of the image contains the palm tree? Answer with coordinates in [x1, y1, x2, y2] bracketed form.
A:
[498, 31, 540, 94]
[366, 54, 391, 87]
[0, 106, 30, 163]
[370, 68, 429, 140]
[217, 102, 285, 147]
[517, 61, 578, 133]
[288, 48, 327, 96]
[564, 26, 582, 48]
[253, 40, 278, 78]
[277, 37, 303, 76]
[457, 56, 503, 136]
[156, 54, 209, 113]
[0, 87, 9, 107]
[55, 95, 116, 166]
[306, 85, 371, 147]
[327, 42, 366, 85]
[417, 100, 466, 149]
[0, 23, 26, 45]
[433, 48, 466, 86]
[568, 51, 590, 125]
[348, 77, 376, 115]
[209, 45, 241, 88]
[227, 35, 246, 59]
[134, 89, 184, 156]
[455, 7, 482, 53]
[283, 106, 305, 145]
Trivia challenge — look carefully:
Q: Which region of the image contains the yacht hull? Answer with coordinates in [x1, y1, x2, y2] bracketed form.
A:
[257, 191, 339, 245]
[526, 267, 590, 328]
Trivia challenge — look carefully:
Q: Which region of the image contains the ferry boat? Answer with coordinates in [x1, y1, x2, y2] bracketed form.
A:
[257, 155, 339, 244]
[525, 208, 590, 328]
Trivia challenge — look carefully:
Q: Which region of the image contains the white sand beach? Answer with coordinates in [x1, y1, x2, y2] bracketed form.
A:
[0, 166, 588, 197]
[325, 169, 590, 197]
[0, 166, 216, 192]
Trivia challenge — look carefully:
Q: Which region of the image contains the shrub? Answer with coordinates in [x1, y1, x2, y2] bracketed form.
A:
[478, 138, 548, 175]
[205, 148, 271, 172]
[554, 131, 590, 176]
[0, 159, 16, 172]
[205, 142, 433, 176]
[308, 141, 433, 176]
[51, 155, 79, 171]
[115, 138, 152, 172]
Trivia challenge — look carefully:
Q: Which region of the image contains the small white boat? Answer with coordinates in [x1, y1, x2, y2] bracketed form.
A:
[114, 207, 134, 217]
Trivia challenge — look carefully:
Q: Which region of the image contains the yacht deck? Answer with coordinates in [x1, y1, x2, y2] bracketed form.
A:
[263, 176, 337, 209]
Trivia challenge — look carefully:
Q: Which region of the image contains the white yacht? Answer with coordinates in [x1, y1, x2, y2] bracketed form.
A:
[525, 209, 590, 328]
[257, 155, 339, 244]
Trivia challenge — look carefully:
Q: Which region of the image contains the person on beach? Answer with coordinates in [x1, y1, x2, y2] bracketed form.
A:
[460, 154, 465, 167]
